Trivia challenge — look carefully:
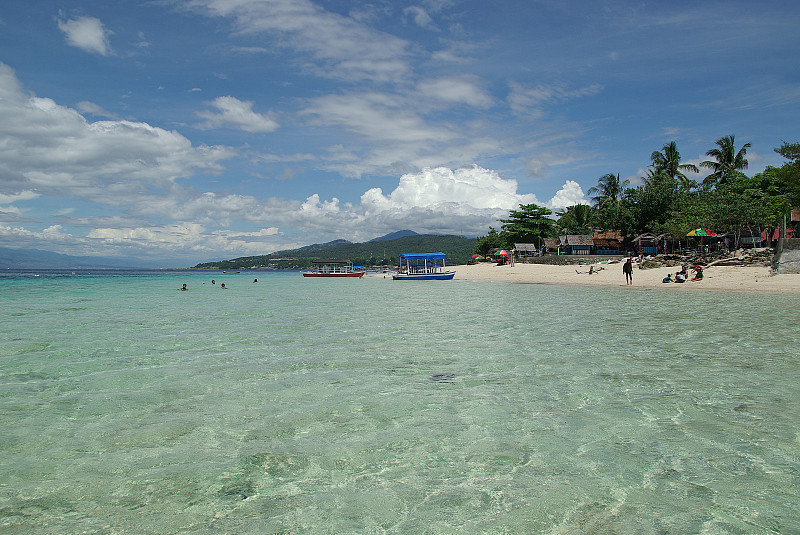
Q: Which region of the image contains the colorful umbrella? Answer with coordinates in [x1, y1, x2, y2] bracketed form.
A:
[494, 249, 510, 256]
[686, 228, 717, 237]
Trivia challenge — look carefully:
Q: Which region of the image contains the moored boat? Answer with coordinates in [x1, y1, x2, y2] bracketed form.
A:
[302, 259, 365, 278]
[392, 252, 455, 280]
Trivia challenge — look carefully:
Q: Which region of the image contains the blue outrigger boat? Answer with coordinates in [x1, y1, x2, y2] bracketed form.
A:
[393, 252, 455, 280]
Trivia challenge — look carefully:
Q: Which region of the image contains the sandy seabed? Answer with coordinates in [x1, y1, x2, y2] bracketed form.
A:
[450, 261, 800, 295]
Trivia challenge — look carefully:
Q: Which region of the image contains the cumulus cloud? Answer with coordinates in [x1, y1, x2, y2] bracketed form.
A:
[0, 62, 233, 201]
[195, 96, 279, 132]
[546, 180, 588, 211]
[76, 101, 119, 119]
[57, 16, 113, 56]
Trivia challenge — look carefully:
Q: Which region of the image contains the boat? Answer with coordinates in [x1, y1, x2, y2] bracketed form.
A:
[392, 252, 455, 280]
[302, 259, 365, 278]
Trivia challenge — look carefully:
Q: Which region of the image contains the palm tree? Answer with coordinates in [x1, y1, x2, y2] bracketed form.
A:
[699, 135, 751, 188]
[650, 141, 698, 190]
[587, 173, 630, 208]
[557, 203, 594, 234]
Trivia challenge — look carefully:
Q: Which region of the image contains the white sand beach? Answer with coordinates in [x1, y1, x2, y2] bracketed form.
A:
[451, 261, 800, 294]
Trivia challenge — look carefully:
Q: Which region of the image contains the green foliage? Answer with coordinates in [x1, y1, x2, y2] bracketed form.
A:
[773, 141, 800, 207]
[587, 173, 630, 208]
[650, 141, 699, 191]
[498, 203, 558, 244]
[474, 227, 506, 256]
[192, 234, 476, 269]
[700, 135, 751, 189]
[557, 204, 595, 234]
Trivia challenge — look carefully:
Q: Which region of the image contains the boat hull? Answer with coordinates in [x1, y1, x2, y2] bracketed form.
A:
[392, 271, 455, 280]
[302, 271, 365, 278]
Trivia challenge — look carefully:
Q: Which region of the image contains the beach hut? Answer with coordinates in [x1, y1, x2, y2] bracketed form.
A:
[542, 238, 561, 255]
[565, 235, 593, 255]
[738, 228, 762, 248]
[592, 237, 622, 255]
[633, 233, 658, 255]
[514, 243, 538, 259]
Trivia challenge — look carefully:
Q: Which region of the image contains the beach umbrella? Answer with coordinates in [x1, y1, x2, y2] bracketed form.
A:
[494, 249, 510, 256]
[686, 228, 717, 237]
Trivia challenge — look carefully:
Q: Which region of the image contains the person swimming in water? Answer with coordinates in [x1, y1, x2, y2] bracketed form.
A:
[181, 283, 188, 291]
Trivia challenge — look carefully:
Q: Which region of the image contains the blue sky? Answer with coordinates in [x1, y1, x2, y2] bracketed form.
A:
[1, 0, 798, 266]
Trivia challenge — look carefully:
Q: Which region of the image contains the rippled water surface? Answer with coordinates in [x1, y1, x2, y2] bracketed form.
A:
[1, 270, 798, 534]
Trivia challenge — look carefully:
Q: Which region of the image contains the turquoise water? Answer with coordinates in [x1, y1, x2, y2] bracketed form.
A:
[1, 270, 798, 534]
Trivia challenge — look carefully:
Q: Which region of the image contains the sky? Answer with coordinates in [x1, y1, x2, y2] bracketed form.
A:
[1, 0, 799, 267]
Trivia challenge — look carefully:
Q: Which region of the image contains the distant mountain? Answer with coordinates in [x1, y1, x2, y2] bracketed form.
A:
[0, 247, 160, 269]
[369, 230, 418, 242]
[192, 234, 476, 269]
[273, 239, 352, 256]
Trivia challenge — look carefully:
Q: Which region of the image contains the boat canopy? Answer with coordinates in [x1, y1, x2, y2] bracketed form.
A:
[399, 252, 446, 260]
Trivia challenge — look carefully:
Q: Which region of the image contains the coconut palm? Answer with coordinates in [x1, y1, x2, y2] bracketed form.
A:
[587, 173, 630, 208]
[557, 203, 595, 234]
[650, 141, 699, 190]
[700, 135, 751, 188]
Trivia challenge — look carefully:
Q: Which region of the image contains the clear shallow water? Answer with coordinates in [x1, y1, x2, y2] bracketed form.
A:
[1, 270, 798, 534]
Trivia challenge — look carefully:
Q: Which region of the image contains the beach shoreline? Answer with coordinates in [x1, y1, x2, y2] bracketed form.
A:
[450, 261, 800, 294]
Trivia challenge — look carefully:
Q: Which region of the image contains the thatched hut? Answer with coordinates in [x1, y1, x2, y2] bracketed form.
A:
[514, 243, 538, 258]
[565, 235, 593, 255]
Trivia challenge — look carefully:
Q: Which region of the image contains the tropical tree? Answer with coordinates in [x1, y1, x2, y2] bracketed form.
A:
[587, 173, 630, 208]
[557, 203, 595, 234]
[773, 141, 800, 208]
[474, 227, 506, 256]
[498, 203, 557, 245]
[699, 135, 751, 189]
[650, 141, 699, 190]
[627, 171, 680, 234]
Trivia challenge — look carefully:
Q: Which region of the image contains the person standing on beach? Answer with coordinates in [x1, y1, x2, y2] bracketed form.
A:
[623, 257, 633, 285]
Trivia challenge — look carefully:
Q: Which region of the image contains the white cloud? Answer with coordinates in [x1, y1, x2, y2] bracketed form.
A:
[403, 6, 438, 30]
[195, 96, 279, 132]
[0, 62, 234, 201]
[546, 180, 588, 211]
[417, 76, 493, 107]
[189, 0, 411, 83]
[57, 16, 113, 56]
[0, 191, 39, 204]
[508, 82, 603, 116]
[76, 101, 119, 119]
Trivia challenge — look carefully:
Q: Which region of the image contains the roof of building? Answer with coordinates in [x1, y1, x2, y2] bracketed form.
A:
[565, 235, 594, 246]
[514, 243, 537, 251]
[593, 237, 622, 248]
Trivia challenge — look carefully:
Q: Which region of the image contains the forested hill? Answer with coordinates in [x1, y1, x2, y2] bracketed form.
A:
[191, 234, 476, 269]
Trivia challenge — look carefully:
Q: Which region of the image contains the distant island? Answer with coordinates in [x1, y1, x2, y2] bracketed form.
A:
[191, 232, 475, 270]
[0, 247, 166, 270]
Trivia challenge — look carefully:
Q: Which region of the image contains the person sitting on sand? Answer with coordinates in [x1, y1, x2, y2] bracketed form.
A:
[692, 265, 704, 281]
[662, 274, 672, 283]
